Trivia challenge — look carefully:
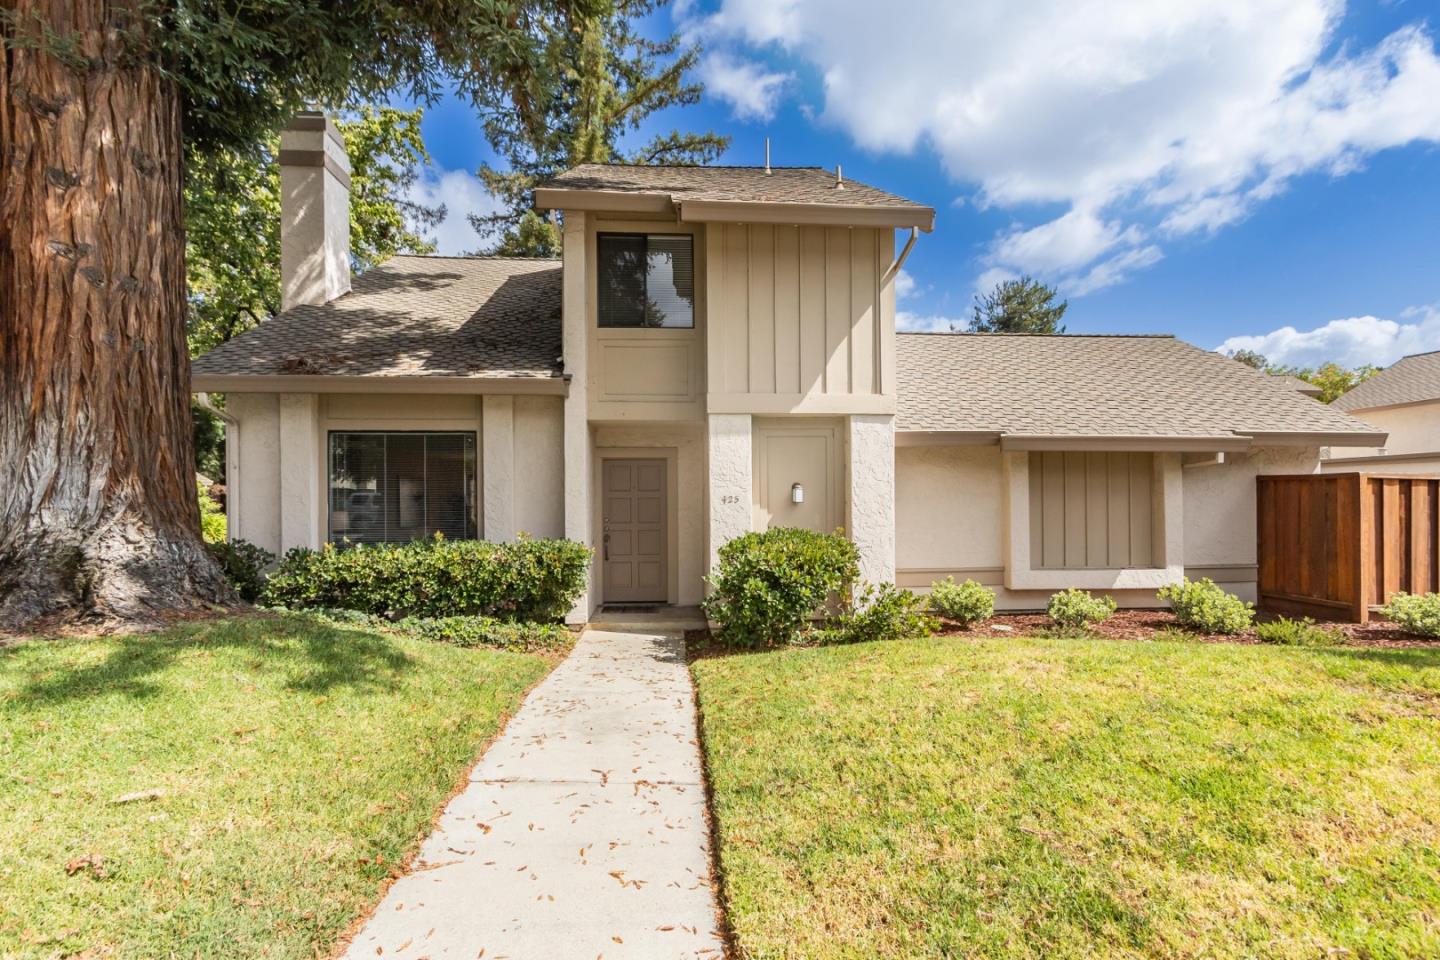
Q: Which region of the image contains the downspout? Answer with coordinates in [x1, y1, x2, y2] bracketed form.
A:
[195, 392, 239, 540]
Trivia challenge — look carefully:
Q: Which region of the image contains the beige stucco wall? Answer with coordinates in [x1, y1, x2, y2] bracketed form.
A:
[223, 391, 564, 558]
[705, 223, 896, 415]
[1327, 400, 1440, 464]
[593, 423, 706, 606]
[896, 442, 1323, 610]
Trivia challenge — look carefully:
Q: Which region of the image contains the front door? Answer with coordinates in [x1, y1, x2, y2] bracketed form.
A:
[602, 459, 667, 603]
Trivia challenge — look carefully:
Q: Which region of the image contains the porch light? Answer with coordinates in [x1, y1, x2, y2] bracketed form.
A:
[790, 482, 805, 504]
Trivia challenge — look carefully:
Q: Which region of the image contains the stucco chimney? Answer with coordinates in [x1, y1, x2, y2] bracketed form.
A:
[279, 111, 351, 312]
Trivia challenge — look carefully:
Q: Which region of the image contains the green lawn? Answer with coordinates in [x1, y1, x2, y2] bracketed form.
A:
[0, 614, 552, 958]
[694, 635, 1440, 959]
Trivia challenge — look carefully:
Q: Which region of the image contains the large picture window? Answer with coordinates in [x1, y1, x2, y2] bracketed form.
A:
[597, 233, 694, 328]
[328, 432, 477, 544]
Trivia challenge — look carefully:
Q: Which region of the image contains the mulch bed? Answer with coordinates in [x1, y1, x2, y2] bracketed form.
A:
[939, 609, 1440, 649]
[686, 611, 1440, 656]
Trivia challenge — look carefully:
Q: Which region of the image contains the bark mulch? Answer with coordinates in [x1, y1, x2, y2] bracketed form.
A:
[940, 608, 1440, 649]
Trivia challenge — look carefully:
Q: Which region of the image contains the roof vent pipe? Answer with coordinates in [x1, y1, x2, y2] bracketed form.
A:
[764, 138, 771, 175]
[835, 164, 845, 190]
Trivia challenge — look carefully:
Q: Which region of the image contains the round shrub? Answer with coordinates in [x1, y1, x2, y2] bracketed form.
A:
[1157, 577, 1254, 635]
[1047, 588, 1116, 630]
[928, 577, 995, 625]
[259, 535, 591, 621]
[1380, 591, 1440, 637]
[206, 539, 275, 602]
[702, 527, 860, 648]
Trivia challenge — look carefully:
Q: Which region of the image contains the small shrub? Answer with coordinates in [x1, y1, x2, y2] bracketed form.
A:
[259, 536, 591, 621]
[198, 481, 226, 544]
[1158, 577, 1254, 635]
[702, 528, 860, 648]
[207, 539, 275, 602]
[1254, 616, 1346, 647]
[1047, 589, 1116, 631]
[1380, 592, 1440, 638]
[815, 583, 938, 646]
[396, 615, 574, 652]
[928, 577, 995, 625]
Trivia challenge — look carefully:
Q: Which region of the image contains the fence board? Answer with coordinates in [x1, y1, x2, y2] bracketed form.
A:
[1258, 472, 1440, 622]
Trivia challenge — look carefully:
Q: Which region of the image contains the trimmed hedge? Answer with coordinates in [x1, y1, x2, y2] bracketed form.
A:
[260, 536, 591, 621]
[703, 528, 860, 648]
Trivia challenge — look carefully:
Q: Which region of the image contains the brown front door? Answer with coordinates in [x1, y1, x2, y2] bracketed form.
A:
[602, 459, 667, 603]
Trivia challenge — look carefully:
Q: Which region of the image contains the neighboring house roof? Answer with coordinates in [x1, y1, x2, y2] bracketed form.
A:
[1277, 374, 1324, 398]
[1332, 350, 1440, 411]
[895, 333, 1385, 445]
[191, 256, 562, 386]
[534, 164, 935, 231]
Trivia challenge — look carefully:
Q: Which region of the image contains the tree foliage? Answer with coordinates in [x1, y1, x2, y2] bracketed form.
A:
[1226, 350, 1379, 404]
[971, 275, 1068, 334]
[474, 0, 729, 256]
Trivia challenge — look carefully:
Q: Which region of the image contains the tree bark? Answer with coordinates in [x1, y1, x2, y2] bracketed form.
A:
[1, 0, 232, 631]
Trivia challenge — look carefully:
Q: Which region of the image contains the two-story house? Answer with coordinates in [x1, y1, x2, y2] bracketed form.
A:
[192, 113, 1386, 623]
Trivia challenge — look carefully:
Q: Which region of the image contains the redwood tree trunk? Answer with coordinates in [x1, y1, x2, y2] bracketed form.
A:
[0, 0, 231, 630]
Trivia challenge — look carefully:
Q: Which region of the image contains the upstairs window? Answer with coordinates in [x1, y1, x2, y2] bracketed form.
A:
[597, 233, 694, 328]
[328, 432, 477, 544]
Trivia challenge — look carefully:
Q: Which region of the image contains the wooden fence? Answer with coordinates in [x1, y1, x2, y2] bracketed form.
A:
[1258, 472, 1440, 622]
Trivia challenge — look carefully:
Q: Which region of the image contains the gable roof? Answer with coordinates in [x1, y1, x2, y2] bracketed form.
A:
[895, 333, 1386, 446]
[534, 164, 934, 231]
[191, 256, 562, 388]
[1332, 351, 1440, 411]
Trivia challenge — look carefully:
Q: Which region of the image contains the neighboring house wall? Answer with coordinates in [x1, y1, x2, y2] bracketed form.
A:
[224, 391, 564, 558]
[705, 224, 896, 414]
[1328, 400, 1440, 459]
[895, 443, 1322, 609]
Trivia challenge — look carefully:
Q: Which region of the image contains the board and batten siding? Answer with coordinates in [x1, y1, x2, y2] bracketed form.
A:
[1029, 451, 1155, 569]
[705, 223, 895, 414]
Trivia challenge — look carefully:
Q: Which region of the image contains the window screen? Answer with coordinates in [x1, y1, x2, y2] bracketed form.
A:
[597, 233, 694, 328]
[328, 432, 477, 544]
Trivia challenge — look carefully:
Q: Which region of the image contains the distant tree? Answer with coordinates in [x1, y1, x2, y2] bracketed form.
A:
[1279, 362, 1381, 404]
[1229, 348, 1269, 370]
[474, 0, 729, 256]
[971, 276, 1068, 334]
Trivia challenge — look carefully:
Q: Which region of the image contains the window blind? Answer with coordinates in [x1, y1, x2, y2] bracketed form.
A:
[597, 233, 694, 328]
[328, 432, 477, 545]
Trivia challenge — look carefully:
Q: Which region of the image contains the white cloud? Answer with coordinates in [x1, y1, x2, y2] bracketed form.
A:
[1217, 303, 1440, 368]
[897, 311, 964, 334]
[696, 0, 1440, 293]
[699, 53, 794, 122]
[894, 269, 916, 300]
[403, 166, 504, 256]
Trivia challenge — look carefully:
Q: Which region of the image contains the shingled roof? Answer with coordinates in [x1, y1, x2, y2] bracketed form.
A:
[1332, 351, 1440, 412]
[191, 256, 562, 384]
[534, 164, 934, 230]
[895, 333, 1385, 444]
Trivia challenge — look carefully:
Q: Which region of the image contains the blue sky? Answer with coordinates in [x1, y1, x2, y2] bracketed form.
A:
[396, 0, 1440, 369]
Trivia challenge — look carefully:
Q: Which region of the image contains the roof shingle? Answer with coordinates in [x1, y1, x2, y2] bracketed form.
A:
[191, 256, 562, 380]
[1332, 351, 1440, 411]
[538, 163, 928, 211]
[895, 333, 1383, 440]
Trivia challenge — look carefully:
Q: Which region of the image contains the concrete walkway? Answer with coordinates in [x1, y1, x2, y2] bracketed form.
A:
[342, 630, 725, 960]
